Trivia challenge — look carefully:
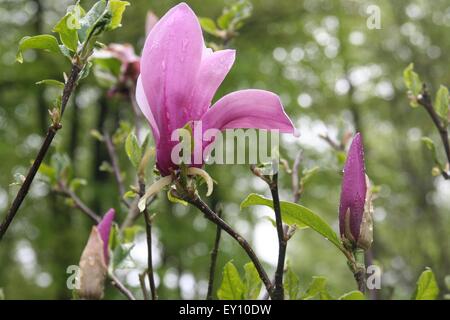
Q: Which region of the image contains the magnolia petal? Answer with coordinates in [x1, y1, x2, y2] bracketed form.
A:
[190, 49, 236, 120]
[97, 209, 115, 264]
[201, 89, 298, 135]
[140, 3, 203, 134]
[187, 167, 214, 196]
[138, 176, 173, 212]
[136, 76, 160, 143]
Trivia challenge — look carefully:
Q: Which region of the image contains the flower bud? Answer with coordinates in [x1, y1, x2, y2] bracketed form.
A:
[77, 209, 115, 299]
[339, 133, 373, 251]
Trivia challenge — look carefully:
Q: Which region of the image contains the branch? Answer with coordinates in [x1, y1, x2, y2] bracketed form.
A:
[291, 150, 303, 203]
[103, 131, 131, 206]
[57, 182, 101, 223]
[139, 180, 157, 300]
[109, 273, 137, 300]
[179, 192, 273, 298]
[269, 173, 286, 300]
[206, 206, 223, 300]
[418, 85, 450, 180]
[0, 64, 81, 241]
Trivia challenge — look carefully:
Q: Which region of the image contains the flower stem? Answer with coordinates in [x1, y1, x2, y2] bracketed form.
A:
[0, 64, 81, 241]
[353, 248, 366, 293]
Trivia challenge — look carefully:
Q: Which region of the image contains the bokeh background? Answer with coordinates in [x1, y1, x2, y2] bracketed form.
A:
[0, 0, 449, 299]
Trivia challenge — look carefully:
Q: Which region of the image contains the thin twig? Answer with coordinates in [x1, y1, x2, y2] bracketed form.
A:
[57, 182, 101, 223]
[103, 131, 131, 206]
[206, 206, 223, 300]
[319, 133, 345, 152]
[139, 272, 150, 300]
[269, 173, 286, 300]
[0, 64, 81, 241]
[418, 85, 450, 180]
[139, 180, 157, 300]
[109, 273, 137, 300]
[291, 150, 303, 203]
[179, 192, 273, 298]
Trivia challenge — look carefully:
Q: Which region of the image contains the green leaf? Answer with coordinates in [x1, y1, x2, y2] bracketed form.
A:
[339, 291, 365, 300]
[123, 225, 143, 243]
[125, 132, 142, 167]
[53, 9, 80, 52]
[241, 194, 342, 251]
[38, 162, 56, 184]
[167, 189, 188, 206]
[403, 63, 422, 100]
[123, 190, 137, 199]
[217, 0, 252, 31]
[16, 35, 61, 63]
[412, 268, 439, 300]
[435, 85, 449, 122]
[69, 178, 87, 191]
[199, 17, 219, 36]
[301, 276, 328, 300]
[284, 264, 300, 300]
[107, 0, 130, 30]
[78, 0, 107, 42]
[217, 261, 245, 300]
[36, 79, 65, 89]
[109, 224, 135, 270]
[243, 262, 262, 299]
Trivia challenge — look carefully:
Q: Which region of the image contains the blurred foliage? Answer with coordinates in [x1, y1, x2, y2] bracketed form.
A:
[0, 0, 449, 300]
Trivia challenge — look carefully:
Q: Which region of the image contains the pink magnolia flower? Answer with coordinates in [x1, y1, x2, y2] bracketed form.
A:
[339, 133, 373, 250]
[136, 3, 297, 176]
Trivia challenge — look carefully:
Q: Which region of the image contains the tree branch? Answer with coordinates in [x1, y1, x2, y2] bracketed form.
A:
[269, 173, 286, 300]
[0, 64, 81, 241]
[109, 273, 136, 300]
[103, 131, 131, 206]
[179, 192, 273, 298]
[206, 206, 223, 300]
[418, 85, 450, 180]
[57, 182, 101, 223]
[139, 180, 157, 300]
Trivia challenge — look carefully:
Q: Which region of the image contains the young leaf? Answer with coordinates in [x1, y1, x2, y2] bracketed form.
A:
[301, 276, 328, 300]
[403, 63, 422, 98]
[125, 132, 142, 167]
[217, 261, 245, 300]
[36, 79, 65, 89]
[16, 35, 61, 63]
[412, 268, 439, 300]
[339, 291, 365, 300]
[78, 0, 108, 42]
[243, 262, 262, 299]
[434, 85, 449, 122]
[241, 194, 342, 251]
[107, 0, 130, 30]
[199, 17, 219, 36]
[123, 225, 143, 243]
[53, 10, 80, 52]
[284, 264, 300, 300]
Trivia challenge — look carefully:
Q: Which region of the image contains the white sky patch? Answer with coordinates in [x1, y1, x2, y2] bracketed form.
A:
[432, 179, 450, 208]
[253, 206, 278, 266]
[297, 93, 312, 108]
[14, 240, 38, 279]
[349, 31, 365, 46]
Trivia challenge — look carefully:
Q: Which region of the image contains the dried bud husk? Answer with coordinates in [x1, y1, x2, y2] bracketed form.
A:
[77, 227, 107, 300]
[356, 175, 373, 250]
